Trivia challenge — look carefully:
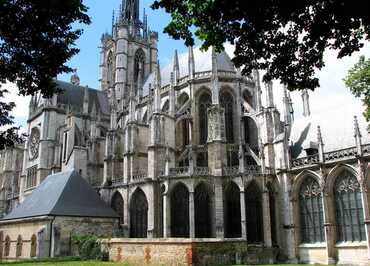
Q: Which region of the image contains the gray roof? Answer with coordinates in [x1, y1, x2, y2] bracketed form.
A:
[2, 170, 118, 220]
[143, 47, 236, 95]
[56, 80, 110, 115]
[290, 104, 370, 158]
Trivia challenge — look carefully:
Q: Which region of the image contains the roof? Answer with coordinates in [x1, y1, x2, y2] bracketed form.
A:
[55, 80, 110, 115]
[143, 46, 236, 95]
[290, 104, 370, 158]
[2, 170, 118, 220]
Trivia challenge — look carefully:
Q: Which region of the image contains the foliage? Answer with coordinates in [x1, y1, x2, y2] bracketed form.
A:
[0, 0, 90, 148]
[72, 235, 106, 261]
[344, 56, 370, 123]
[152, 0, 370, 91]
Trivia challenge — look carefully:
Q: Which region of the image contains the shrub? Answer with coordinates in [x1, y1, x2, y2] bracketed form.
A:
[72, 235, 104, 260]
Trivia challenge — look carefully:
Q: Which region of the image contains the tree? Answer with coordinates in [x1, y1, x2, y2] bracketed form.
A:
[0, 0, 91, 149]
[152, 0, 370, 90]
[344, 56, 370, 123]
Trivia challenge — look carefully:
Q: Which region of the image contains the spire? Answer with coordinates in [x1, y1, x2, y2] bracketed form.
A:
[111, 10, 115, 36]
[253, 69, 262, 111]
[354, 115, 363, 155]
[70, 69, 80, 86]
[265, 80, 274, 108]
[173, 50, 180, 84]
[283, 84, 291, 125]
[122, 0, 139, 22]
[211, 47, 219, 104]
[317, 126, 325, 163]
[169, 72, 175, 116]
[302, 89, 310, 117]
[188, 46, 195, 79]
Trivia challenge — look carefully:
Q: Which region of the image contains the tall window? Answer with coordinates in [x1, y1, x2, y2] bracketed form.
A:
[299, 177, 325, 243]
[26, 165, 37, 189]
[107, 52, 114, 86]
[245, 181, 263, 243]
[224, 182, 241, 238]
[198, 93, 212, 144]
[335, 171, 365, 242]
[130, 189, 148, 238]
[134, 49, 145, 87]
[194, 183, 212, 238]
[220, 91, 234, 143]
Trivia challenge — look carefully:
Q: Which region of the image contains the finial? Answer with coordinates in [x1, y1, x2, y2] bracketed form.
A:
[302, 89, 311, 117]
[188, 45, 195, 78]
[211, 46, 218, 75]
[173, 50, 179, 83]
[354, 115, 362, 138]
[70, 68, 80, 86]
[317, 126, 323, 144]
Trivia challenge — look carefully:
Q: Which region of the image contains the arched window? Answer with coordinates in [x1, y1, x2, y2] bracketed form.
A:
[194, 183, 212, 238]
[4, 235, 10, 257]
[245, 181, 263, 243]
[162, 100, 169, 114]
[30, 234, 37, 257]
[299, 177, 325, 243]
[130, 189, 148, 238]
[171, 183, 189, 237]
[134, 49, 145, 87]
[224, 182, 241, 238]
[198, 92, 212, 144]
[111, 191, 124, 226]
[16, 235, 22, 258]
[107, 52, 114, 86]
[334, 171, 365, 242]
[142, 111, 148, 124]
[220, 91, 234, 143]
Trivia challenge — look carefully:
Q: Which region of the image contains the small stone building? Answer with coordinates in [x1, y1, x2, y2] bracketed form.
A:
[0, 170, 118, 261]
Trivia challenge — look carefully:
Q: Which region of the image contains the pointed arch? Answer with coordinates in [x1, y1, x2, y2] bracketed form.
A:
[161, 99, 169, 114]
[194, 182, 212, 238]
[111, 191, 124, 226]
[220, 90, 234, 143]
[130, 188, 148, 238]
[224, 181, 241, 238]
[198, 91, 212, 144]
[134, 48, 145, 87]
[245, 180, 263, 243]
[30, 234, 37, 257]
[334, 169, 365, 242]
[327, 164, 358, 193]
[171, 182, 189, 237]
[298, 176, 325, 243]
[4, 235, 10, 257]
[16, 235, 22, 258]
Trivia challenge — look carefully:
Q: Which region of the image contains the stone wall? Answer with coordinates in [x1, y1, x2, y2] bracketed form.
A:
[102, 238, 276, 266]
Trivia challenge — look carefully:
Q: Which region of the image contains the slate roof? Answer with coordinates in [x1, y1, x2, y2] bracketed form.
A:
[143, 46, 236, 95]
[289, 104, 370, 158]
[2, 170, 118, 220]
[55, 80, 110, 115]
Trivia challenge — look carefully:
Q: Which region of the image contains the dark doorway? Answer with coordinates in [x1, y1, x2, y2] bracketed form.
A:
[130, 189, 148, 238]
[111, 191, 124, 226]
[224, 182, 241, 238]
[171, 183, 190, 237]
[195, 182, 212, 237]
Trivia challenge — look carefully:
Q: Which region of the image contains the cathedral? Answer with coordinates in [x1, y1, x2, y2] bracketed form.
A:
[1, 0, 370, 265]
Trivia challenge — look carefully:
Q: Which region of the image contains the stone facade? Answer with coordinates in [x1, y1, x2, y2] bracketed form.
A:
[0, 0, 370, 265]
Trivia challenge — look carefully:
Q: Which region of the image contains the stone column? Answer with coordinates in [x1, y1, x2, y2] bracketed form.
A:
[322, 193, 336, 264]
[358, 160, 370, 259]
[240, 189, 247, 239]
[214, 179, 225, 238]
[189, 190, 195, 238]
[163, 192, 171, 237]
[262, 180, 272, 248]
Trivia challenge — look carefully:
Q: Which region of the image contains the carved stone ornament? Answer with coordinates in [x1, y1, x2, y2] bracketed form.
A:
[29, 127, 40, 160]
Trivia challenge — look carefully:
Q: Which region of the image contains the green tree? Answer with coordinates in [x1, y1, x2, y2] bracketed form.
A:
[344, 56, 370, 123]
[152, 0, 370, 90]
[0, 0, 91, 149]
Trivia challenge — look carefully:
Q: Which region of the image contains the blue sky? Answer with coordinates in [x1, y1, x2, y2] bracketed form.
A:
[58, 0, 195, 88]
